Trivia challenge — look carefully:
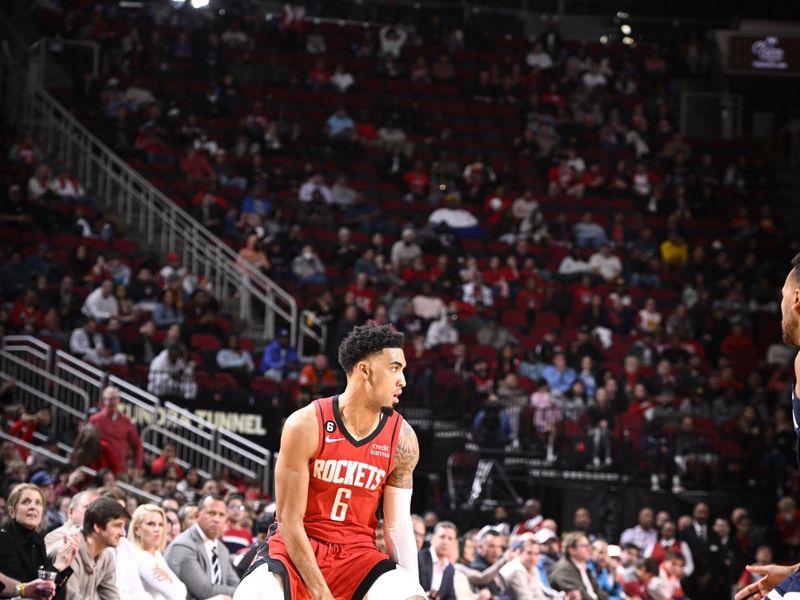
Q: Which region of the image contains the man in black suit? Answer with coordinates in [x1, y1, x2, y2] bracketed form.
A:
[680, 501, 723, 599]
[418, 522, 457, 600]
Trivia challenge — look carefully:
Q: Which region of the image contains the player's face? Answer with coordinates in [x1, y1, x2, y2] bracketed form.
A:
[781, 270, 800, 345]
[365, 347, 406, 409]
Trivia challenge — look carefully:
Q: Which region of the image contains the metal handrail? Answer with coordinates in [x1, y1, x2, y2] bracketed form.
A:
[0, 54, 298, 345]
[2, 335, 52, 364]
[0, 350, 91, 419]
[0, 336, 272, 494]
[0, 430, 161, 503]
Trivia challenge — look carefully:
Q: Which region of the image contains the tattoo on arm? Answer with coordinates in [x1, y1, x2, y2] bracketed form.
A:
[387, 421, 419, 488]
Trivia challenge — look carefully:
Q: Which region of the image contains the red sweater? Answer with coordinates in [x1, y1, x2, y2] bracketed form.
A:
[88, 409, 143, 473]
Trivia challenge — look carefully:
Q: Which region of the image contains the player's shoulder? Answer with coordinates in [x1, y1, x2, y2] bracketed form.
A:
[283, 402, 319, 431]
[280, 403, 320, 457]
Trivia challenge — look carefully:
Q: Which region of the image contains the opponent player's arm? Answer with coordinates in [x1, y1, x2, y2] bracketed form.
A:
[274, 408, 334, 600]
[383, 420, 420, 580]
[735, 352, 800, 600]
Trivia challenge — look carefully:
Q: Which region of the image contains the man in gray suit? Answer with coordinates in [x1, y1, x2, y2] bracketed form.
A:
[166, 494, 240, 600]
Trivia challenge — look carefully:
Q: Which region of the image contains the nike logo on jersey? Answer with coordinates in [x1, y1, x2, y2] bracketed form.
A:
[325, 435, 346, 443]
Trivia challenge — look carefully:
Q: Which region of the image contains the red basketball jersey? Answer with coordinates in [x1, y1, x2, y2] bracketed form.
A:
[278, 395, 404, 546]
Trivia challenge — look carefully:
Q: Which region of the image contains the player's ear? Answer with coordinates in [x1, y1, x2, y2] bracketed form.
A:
[358, 360, 370, 380]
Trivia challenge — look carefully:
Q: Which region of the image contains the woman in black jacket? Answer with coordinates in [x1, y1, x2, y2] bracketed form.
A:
[0, 483, 78, 599]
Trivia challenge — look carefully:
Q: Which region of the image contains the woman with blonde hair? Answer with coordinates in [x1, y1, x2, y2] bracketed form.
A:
[128, 504, 187, 600]
[0, 483, 78, 598]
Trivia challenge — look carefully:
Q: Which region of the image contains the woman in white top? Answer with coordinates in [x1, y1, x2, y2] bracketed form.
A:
[129, 504, 188, 600]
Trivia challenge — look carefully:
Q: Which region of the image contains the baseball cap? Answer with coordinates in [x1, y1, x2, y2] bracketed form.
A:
[608, 544, 622, 558]
[534, 528, 557, 544]
[30, 470, 57, 487]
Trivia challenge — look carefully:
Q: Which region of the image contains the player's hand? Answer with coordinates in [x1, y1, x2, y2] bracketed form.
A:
[735, 563, 798, 599]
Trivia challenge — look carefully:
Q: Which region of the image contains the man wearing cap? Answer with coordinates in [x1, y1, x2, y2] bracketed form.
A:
[29, 470, 63, 532]
[535, 528, 561, 574]
[390, 228, 422, 273]
[159, 252, 187, 284]
[259, 328, 300, 382]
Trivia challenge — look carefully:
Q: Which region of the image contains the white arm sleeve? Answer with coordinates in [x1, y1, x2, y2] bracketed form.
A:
[382, 485, 418, 581]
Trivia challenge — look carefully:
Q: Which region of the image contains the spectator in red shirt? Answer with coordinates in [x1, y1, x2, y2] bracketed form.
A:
[402, 256, 433, 290]
[548, 157, 585, 198]
[306, 58, 330, 89]
[70, 423, 124, 475]
[88, 385, 144, 476]
[179, 145, 215, 184]
[403, 160, 430, 201]
[349, 272, 378, 315]
[720, 322, 758, 376]
[483, 255, 510, 299]
[10, 289, 45, 333]
[150, 441, 184, 480]
[517, 277, 545, 323]
[9, 408, 51, 460]
[222, 494, 253, 555]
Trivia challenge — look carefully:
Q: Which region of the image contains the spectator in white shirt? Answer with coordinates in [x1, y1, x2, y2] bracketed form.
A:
[148, 344, 197, 400]
[463, 277, 494, 307]
[82, 280, 119, 322]
[216, 335, 255, 385]
[379, 25, 408, 58]
[582, 62, 608, 91]
[637, 298, 663, 334]
[128, 504, 187, 600]
[500, 538, 550, 600]
[588, 244, 623, 283]
[331, 175, 359, 207]
[558, 248, 592, 281]
[330, 64, 355, 93]
[70, 318, 107, 365]
[425, 310, 459, 350]
[390, 228, 422, 273]
[298, 174, 333, 204]
[526, 42, 553, 69]
[428, 198, 482, 238]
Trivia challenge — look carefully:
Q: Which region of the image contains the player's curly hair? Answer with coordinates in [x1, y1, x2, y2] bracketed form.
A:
[338, 324, 404, 373]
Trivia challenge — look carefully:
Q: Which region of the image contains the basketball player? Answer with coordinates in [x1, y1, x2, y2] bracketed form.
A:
[736, 253, 800, 600]
[234, 325, 426, 600]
